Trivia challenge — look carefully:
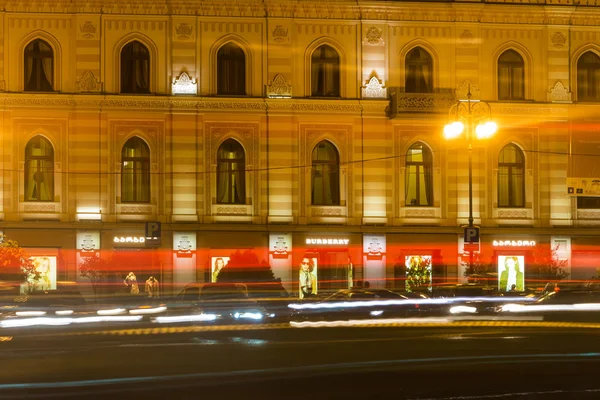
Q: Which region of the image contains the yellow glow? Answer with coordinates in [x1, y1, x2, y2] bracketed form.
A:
[475, 121, 497, 139]
[443, 121, 464, 139]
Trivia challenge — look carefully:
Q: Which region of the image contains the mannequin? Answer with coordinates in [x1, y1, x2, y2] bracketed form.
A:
[124, 272, 140, 295]
[145, 276, 160, 298]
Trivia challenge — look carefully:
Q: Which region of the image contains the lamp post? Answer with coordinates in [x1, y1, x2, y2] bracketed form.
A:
[444, 86, 497, 278]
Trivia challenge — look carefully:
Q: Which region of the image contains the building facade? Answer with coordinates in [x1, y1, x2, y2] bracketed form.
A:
[1, 0, 599, 296]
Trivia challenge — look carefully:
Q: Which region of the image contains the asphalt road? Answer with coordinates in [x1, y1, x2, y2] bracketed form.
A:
[2, 321, 600, 399]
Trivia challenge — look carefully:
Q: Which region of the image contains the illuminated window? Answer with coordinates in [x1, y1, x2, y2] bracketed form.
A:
[577, 51, 600, 102]
[120, 41, 150, 94]
[217, 139, 246, 204]
[498, 143, 525, 208]
[24, 39, 54, 92]
[311, 140, 340, 206]
[405, 47, 433, 93]
[498, 50, 525, 100]
[25, 136, 54, 202]
[121, 137, 150, 203]
[405, 142, 433, 206]
[217, 43, 246, 95]
[311, 45, 340, 97]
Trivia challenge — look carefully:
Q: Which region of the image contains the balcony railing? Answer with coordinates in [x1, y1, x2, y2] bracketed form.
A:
[388, 87, 456, 117]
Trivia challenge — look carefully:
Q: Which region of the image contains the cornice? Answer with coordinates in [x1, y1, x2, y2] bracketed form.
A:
[0, 0, 597, 25]
[0, 94, 385, 114]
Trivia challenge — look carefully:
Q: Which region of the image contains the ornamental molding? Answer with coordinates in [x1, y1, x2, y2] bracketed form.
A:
[365, 26, 383, 46]
[404, 209, 435, 218]
[215, 206, 248, 215]
[271, 25, 289, 43]
[197, 101, 267, 110]
[311, 207, 344, 217]
[79, 20, 97, 39]
[76, 70, 101, 92]
[362, 77, 386, 99]
[458, 30, 475, 48]
[0, 96, 370, 113]
[172, 71, 197, 95]
[266, 74, 292, 98]
[23, 204, 56, 213]
[547, 81, 572, 103]
[494, 106, 568, 115]
[119, 205, 153, 214]
[175, 22, 193, 40]
[577, 210, 600, 220]
[292, 103, 362, 113]
[0, 1, 596, 21]
[497, 210, 528, 219]
[550, 31, 568, 49]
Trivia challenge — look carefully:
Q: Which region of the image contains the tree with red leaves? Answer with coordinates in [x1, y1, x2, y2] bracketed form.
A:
[0, 235, 39, 294]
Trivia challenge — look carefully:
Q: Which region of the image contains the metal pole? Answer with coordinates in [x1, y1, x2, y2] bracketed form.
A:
[466, 90, 475, 276]
[468, 135, 474, 275]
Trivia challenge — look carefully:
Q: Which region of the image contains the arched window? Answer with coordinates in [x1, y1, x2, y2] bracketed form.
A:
[25, 136, 54, 201]
[311, 140, 340, 206]
[121, 137, 150, 203]
[577, 51, 600, 102]
[311, 45, 340, 97]
[24, 39, 54, 92]
[498, 50, 525, 100]
[120, 41, 150, 94]
[217, 139, 246, 204]
[217, 43, 246, 95]
[405, 47, 433, 93]
[498, 143, 525, 208]
[405, 142, 433, 206]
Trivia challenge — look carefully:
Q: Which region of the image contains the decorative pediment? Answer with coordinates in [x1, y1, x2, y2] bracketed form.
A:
[76, 70, 100, 92]
[547, 81, 571, 103]
[266, 74, 292, 98]
[361, 76, 386, 99]
[172, 72, 197, 95]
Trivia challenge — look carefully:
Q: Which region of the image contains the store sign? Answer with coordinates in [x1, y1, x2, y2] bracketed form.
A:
[493, 240, 536, 247]
[306, 238, 349, 246]
[77, 231, 100, 253]
[113, 236, 145, 247]
[173, 232, 196, 258]
[270, 233, 291, 258]
[363, 235, 386, 260]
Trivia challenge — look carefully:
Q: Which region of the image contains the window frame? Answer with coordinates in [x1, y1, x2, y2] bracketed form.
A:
[497, 49, 525, 101]
[120, 136, 151, 203]
[404, 47, 433, 94]
[311, 140, 340, 206]
[216, 139, 246, 205]
[577, 51, 600, 102]
[405, 142, 433, 207]
[24, 39, 54, 92]
[311, 45, 341, 98]
[216, 43, 246, 96]
[24, 135, 55, 202]
[497, 143, 526, 208]
[120, 40, 151, 94]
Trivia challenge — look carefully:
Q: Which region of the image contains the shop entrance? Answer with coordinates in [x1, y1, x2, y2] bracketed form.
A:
[306, 250, 352, 292]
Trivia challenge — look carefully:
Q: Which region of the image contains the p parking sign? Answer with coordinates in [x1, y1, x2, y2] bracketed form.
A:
[145, 222, 161, 247]
[464, 226, 480, 252]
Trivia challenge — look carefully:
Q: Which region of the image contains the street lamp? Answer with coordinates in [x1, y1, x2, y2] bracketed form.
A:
[444, 86, 497, 278]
